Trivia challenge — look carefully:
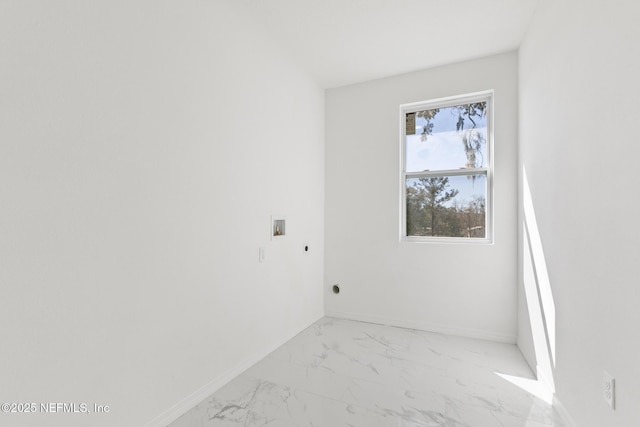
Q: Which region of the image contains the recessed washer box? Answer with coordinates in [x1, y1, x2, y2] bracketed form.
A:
[271, 216, 286, 239]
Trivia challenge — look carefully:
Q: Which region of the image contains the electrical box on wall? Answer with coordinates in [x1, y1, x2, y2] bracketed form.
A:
[271, 216, 286, 239]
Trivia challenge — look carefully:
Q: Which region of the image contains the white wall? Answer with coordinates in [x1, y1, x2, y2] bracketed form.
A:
[519, 0, 640, 425]
[0, 1, 325, 426]
[325, 52, 519, 342]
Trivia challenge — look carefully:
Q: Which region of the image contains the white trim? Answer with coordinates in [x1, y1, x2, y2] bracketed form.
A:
[406, 167, 488, 179]
[144, 315, 322, 427]
[553, 395, 577, 427]
[401, 235, 493, 245]
[401, 90, 495, 112]
[325, 309, 516, 344]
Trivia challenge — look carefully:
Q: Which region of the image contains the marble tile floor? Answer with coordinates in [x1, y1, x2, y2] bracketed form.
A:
[169, 317, 566, 427]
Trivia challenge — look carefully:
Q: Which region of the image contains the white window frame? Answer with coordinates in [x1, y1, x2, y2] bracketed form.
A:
[400, 90, 494, 244]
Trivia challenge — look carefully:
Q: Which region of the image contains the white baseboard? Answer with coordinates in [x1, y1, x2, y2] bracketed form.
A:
[144, 315, 322, 427]
[553, 395, 576, 427]
[325, 309, 517, 344]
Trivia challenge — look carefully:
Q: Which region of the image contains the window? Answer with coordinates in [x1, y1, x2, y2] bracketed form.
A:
[401, 91, 493, 243]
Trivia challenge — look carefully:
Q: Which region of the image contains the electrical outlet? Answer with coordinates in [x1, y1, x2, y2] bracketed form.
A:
[603, 371, 615, 409]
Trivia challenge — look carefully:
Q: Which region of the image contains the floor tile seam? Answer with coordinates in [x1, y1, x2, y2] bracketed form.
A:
[322, 316, 524, 364]
[247, 370, 461, 417]
[263, 348, 422, 379]
[325, 317, 524, 355]
[248, 359, 507, 414]
[262, 348, 535, 407]
[276, 343, 459, 372]
[287, 321, 518, 358]
[323, 316, 453, 340]
[261, 354, 422, 390]
[480, 399, 566, 425]
[237, 372, 398, 420]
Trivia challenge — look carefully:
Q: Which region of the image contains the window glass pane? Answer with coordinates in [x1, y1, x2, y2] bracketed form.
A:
[405, 102, 487, 173]
[406, 174, 486, 238]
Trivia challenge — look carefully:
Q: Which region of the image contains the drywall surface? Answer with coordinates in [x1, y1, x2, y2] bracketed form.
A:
[519, 0, 640, 425]
[325, 52, 518, 342]
[0, 1, 324, 426]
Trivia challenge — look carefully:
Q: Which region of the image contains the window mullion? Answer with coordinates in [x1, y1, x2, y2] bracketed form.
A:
[406, 168, 487, 179]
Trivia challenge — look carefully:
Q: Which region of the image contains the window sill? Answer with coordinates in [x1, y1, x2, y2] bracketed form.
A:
[401, 236, 494, 245]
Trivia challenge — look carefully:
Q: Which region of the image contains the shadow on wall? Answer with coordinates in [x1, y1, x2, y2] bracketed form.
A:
[495, 166, 557, 404]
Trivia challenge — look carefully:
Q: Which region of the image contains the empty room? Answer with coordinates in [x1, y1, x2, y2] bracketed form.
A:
[1, 1, 639, 426]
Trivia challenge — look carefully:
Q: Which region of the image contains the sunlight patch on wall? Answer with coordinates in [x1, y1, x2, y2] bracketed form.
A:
[495, 166, 557, 401]
[522, 167, 556, 367]
[522, 227, 555, 391]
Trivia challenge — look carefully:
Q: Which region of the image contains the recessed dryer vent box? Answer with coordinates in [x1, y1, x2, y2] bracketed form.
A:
[271, 216, 286, 239]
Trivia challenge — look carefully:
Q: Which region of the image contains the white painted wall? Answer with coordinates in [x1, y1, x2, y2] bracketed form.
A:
[0, 1, 324, 426]
[519, 0, 640, 425]
[325, 53, 519, 343]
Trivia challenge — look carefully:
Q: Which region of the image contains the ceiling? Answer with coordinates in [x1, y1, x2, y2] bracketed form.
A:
[234, 0, 539, 88]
